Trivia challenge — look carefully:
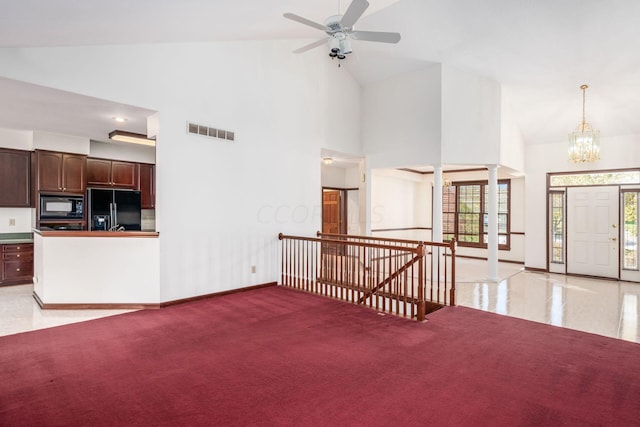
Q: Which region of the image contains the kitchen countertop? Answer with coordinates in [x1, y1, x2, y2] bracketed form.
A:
[0, 232, 34, 244]
[34, 229, 159, 238]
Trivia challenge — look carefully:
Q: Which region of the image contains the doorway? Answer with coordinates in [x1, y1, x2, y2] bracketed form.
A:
[566, 186, 619, 278]
[322, 188, 347, 235]
[548, 170, 640, 281]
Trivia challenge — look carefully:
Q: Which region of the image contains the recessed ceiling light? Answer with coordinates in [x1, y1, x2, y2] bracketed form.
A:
[113, 117, 127, 123]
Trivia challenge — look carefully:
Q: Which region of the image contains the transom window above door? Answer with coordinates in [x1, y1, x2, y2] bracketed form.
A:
[550, 170, 640, 187]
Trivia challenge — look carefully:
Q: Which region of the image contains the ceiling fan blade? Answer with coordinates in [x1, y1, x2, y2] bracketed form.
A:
[340, 0, 370, 28]
[283, 13, 329, 32]
[350, 31, 401, 44]
[293, 38, 329, 54]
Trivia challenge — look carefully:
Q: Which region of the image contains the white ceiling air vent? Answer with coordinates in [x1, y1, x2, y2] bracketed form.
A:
[187, 122, 235, 141]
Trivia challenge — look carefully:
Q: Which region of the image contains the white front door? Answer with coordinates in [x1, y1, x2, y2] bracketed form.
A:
[567, 186, 619, 278]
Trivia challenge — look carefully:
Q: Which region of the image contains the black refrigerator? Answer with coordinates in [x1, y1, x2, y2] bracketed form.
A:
[88, 189, 142, 231]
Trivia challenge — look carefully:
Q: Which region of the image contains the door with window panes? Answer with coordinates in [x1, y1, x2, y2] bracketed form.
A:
[547, 171, 640, 282]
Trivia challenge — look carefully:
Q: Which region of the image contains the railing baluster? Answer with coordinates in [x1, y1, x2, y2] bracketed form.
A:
[436, 246, 440, 304]
[450, 238, 456, 306]
[288, 234, 291, 287]
[293, 240, 302, 289]
[317, 239, 320, 294]
[417, 242, 424, 321]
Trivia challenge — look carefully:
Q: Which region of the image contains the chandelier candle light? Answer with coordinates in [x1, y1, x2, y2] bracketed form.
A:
[568, 84, 600, 163]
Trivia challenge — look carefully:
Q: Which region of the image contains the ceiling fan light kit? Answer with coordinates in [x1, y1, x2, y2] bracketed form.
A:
[284, 0, 400, 66]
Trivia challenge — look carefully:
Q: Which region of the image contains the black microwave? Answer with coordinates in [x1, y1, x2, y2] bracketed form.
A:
[39, 195, 84, 220]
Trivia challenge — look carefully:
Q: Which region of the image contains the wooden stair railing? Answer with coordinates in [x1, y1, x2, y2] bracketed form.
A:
[318, 232, 456, 307]
[278, 233, 456, 321]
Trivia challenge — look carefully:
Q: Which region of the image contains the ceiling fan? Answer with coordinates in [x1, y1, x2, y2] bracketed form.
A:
[284, 0, 401, 62]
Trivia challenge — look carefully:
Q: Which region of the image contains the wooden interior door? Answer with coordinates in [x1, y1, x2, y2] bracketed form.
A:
[567, 186, 619, 278]
[322, 190, 341, 235]
[322, 189, 347, 256]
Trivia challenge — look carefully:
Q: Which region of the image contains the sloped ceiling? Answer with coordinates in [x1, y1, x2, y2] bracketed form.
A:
[1, 0, 640, 145]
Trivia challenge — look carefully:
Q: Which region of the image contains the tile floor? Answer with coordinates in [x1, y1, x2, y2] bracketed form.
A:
[0, 284, 134, 337]
[1, 259, 639, 343]
[455, 262, 640, 344]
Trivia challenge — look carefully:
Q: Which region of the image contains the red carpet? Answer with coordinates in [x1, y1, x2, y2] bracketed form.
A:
[1, 285, 639, 426]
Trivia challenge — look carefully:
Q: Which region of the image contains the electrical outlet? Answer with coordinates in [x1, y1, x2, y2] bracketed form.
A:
[9, 218, 16, 226]
[251, 265, 257, 274]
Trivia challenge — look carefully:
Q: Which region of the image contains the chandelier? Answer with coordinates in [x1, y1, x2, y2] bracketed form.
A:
[568, 84, 600, 163]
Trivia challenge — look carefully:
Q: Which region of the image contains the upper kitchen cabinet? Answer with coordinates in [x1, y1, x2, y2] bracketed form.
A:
[0, 148, 31, 207]
[87, 158, 138, 189]
[139, 163, 155, 209]
[36, 150, 86, 194]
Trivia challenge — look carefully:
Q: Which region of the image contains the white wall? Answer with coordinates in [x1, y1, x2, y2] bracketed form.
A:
[0, 128, 32, 150]
[500, 90, 526, 172]
[362, 65, 442, 169]
[0, 208, 33, 233]
[321, 164, 346, 188]
[89, 140, 155, 164]
[346, 190, 360, 235]
[0, 40, 361, 301]
[370, 169, 430, 241]
[525, 134, 640, 269]
[441, 65, 502, 166]
[344, 167, 361, 188]
[33, 131, 89, 154]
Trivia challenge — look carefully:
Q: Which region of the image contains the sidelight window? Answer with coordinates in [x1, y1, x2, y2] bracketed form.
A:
[623, 191, 639, 270]
[550, 192, 565, 263]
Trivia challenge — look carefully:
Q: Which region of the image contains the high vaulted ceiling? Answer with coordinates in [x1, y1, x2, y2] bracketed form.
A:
[1, 0, 640, 145]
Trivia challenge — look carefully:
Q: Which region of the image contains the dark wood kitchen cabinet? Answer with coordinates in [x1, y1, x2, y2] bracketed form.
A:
[87, 158, 138, 189]
[0, 148, 31, 207]
[0, 243, 34, 286]
[138, 163, 155, 209]
[36, 150, 86, 194]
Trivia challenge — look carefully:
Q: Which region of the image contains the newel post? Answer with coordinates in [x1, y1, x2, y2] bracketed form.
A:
[417, 242, 425, 321]
[449, 238, 456, 306]
[278, 233, 285, 286]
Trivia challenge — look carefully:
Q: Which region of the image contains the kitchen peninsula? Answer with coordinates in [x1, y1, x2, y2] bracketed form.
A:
[33, 229, 160, 308]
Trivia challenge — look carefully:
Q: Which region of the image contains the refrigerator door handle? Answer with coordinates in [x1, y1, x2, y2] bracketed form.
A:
[108, 202, 114, 230]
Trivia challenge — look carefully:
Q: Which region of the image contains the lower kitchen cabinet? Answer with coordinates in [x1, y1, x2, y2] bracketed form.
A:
[1, 243, 34, 286]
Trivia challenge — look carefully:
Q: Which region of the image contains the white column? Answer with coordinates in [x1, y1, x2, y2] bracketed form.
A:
[364, 160, 372, 235]
[487, 164, 499, 281]
[432, 166, 444, 279]
[359, 159, 368, 235]
[432, 166, 443, 243]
